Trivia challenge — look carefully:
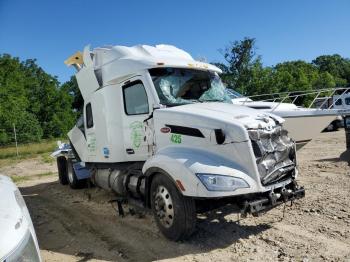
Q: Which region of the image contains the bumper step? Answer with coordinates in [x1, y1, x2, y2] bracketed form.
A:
[241, 186, 305, 216]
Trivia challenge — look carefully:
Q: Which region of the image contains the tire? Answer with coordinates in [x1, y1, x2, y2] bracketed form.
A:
[57, 157, 68, 185]
[334, 121, 340, 131]
[67, 159, 86, 189]
[325, 123, 334, 132]
[328, 124, 334, 131]
[151, 173, 196, 241]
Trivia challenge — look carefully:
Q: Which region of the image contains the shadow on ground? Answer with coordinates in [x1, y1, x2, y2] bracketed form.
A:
[20, 180, 271, 262]
[315, 149, 350, 165]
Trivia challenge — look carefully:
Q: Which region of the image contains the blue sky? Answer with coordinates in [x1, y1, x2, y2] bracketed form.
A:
[0, 0, 349, 84]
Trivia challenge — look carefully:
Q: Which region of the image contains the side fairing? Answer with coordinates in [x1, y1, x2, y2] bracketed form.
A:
[68, 125, 87, 161]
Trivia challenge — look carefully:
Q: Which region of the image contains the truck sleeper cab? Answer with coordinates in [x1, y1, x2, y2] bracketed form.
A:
[56, 44, 305, 241]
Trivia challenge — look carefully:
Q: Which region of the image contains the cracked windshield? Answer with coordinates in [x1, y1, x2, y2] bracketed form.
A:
[149, 67, 232, 106]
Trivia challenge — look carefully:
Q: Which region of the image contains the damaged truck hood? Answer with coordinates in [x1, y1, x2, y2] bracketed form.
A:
[153, 102, 286, 144]
[159, 102, 284, 129]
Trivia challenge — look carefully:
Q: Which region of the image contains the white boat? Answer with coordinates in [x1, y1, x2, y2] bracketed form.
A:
[227, 88, 349, 149]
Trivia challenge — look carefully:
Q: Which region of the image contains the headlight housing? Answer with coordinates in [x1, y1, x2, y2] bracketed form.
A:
[5, 230, 40, 262]
[196, 173, 249, 191]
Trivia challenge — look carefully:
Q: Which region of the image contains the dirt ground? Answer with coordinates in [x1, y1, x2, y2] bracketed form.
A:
[2, 131, 350, 261]
[0, 157, 56, 177]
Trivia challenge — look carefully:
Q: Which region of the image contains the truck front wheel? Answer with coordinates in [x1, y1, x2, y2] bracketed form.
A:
[150, 173, 196, 241]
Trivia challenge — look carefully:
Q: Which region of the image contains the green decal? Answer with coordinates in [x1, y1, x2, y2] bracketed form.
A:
[130, 121, 143, 148]
[171, 134, 182, 144]
[87, 133, 97, 154]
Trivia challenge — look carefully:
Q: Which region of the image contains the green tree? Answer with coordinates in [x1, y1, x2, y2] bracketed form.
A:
[313, 72, 336, 89]
[218, 37, 262, 94]
[313, 54, 350, 86]
[216, 38, 350, 106]
[0, 54, 77, 144]
[20, 58, 76, 138]
[61, 76, 83, 114]
[0, 54, 42, 144]
[14, 111, 43, 143]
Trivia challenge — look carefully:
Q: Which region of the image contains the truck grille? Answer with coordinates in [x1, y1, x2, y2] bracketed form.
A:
[249, 126, 296, 185]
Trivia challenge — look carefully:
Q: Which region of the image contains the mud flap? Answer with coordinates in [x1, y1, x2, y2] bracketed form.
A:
[73, 162, 91, 180]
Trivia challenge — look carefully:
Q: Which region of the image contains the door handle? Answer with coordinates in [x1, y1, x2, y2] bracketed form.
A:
[126, 148, 135, 154]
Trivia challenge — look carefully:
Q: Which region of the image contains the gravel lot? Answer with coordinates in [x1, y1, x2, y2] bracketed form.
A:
[4, 130, 350, 261]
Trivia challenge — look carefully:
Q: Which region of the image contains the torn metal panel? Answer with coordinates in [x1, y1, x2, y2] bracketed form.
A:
[249, 126, 296, 185]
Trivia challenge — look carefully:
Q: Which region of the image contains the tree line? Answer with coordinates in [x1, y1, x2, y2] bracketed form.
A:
[1, 38, 350, 145]
[0, 54, 76, 145]
[215, 38, 350, 97]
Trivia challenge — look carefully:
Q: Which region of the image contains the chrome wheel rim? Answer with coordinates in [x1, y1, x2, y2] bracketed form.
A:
[154, 185, 174, 228]
[68, 164, 74, 183]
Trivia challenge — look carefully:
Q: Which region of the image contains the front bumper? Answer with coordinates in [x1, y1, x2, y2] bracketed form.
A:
[240, 181, 305, 216]
[195, 180, 305, 215]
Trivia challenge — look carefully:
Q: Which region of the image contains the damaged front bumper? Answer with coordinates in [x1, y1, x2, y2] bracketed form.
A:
[195, 180, 305, 215]
[240, 181, 305, 216]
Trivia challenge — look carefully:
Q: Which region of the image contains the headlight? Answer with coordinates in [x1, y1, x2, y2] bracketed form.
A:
[6, 230, 40, 262]
[196, 173, 249, 191]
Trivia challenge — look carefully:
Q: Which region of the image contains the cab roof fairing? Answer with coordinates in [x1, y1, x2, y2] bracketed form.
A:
[90, 44, 222, 85]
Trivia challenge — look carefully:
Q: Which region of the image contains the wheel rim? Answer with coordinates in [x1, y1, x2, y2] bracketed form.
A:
[154, 185, 174, 228]
[68, 163, 74, 183]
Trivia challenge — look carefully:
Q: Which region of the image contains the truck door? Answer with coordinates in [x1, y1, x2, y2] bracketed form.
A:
[121, 76, 153, 161]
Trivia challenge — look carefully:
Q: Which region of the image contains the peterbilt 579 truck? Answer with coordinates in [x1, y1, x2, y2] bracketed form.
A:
[53, 44, 305, 241]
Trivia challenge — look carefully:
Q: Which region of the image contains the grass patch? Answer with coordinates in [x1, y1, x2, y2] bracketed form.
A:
[0, 158, 20, 169]
[41, 153, 55, 164]
[10, 175, 32, 183]
[0, 139, 59, 159]
[37, 171, 55, 177]
[10, 172, 56, 184]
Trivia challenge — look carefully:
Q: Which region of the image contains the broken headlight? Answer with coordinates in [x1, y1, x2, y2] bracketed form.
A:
[196, 173, 249, 191]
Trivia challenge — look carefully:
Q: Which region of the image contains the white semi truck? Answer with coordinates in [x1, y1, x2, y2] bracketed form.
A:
[54, 44, 305, 241]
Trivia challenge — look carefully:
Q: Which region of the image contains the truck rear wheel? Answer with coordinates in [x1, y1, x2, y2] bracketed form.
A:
[57, 157, 68, 185]
[67, 159, 85, 189]
[151, 173, 196, 241]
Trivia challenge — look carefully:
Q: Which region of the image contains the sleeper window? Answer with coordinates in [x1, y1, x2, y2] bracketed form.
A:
[123, 81, 149, 115]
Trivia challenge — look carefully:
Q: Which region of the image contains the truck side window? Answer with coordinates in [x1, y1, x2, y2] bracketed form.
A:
[123, 81, 149, 115]
[86, 103, 94, 128]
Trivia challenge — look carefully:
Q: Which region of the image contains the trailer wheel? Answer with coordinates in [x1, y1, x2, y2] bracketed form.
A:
[151, 173, 196, 241]
[326, 123, 335, 132]
[67, 159, 85, 189]
[57, 157, 68, 185]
